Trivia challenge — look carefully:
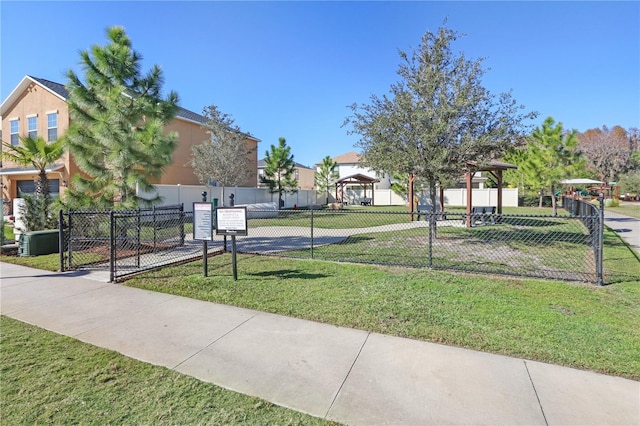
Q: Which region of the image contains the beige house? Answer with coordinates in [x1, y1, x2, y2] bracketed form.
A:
[257, 159, 315, 190]
[328, 151, 392, 190]
[1, 75, 259, 213]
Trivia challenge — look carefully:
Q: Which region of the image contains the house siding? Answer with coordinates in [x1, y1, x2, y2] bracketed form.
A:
[1, 76, 258, 211]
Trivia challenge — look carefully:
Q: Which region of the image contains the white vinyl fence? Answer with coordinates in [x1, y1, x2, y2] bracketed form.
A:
[140, 185, 519, 209]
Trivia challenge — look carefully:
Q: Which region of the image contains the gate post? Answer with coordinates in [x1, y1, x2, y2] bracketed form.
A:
[597, 193, 604, 286]
[110, 210, 115, 283]
[59, 209, 65, 272]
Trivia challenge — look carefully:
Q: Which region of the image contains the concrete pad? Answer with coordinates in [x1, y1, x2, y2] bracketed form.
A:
[328, 333, 545, 425]
[176, 311, 368, 417]
[5, 284, 175, 336]
[76, 296, 257, 369]
[526, 360, 640, 425]
[0, 276, 110, 314]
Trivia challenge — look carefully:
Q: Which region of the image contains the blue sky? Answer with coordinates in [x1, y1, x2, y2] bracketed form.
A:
[2, 1, 638, 167]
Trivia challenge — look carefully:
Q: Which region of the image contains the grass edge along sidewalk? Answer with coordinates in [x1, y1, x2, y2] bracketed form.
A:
[0, 316, 336, 425]
[2, 224, 639, 380]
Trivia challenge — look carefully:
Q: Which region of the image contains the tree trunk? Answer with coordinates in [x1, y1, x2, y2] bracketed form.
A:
[551, 184, 557, 216]
[429, 179, 437, 239]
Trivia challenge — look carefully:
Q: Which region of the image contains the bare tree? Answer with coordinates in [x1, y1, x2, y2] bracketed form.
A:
[577, 125, 632, 182]
[190, 105, 254, 205]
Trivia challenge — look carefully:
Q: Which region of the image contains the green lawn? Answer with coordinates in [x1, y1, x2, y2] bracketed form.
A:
[0, 316, 332, 425]
[124, 246, 640, 381]
[607, 204, 640, 219]
[3, 206, 639, 383]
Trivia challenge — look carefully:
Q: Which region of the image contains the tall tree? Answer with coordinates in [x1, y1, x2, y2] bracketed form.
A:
[261, 137, 298, 209]
[577, 125, 632, 182]
[190, 105, 255, 206]
[314, 155, 339, 204]
[344, 24, 535, 221]
[64, 26, 179, 210]
[2, 135, 64, 226]
[517, 117, 583, 214]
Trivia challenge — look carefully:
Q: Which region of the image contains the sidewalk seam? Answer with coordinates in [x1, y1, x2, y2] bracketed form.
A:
[324, 331, 371, 420]
[525, 360, 549, 426]
[170, 313, 259, 370]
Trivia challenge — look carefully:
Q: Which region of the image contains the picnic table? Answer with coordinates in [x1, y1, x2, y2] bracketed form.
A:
[360, 198, 372, 206]
[463, 206, 497, 226]
[416, 204, 445, 221]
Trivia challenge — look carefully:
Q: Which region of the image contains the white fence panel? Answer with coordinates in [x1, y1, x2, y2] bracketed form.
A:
[142, 185, 518, 209]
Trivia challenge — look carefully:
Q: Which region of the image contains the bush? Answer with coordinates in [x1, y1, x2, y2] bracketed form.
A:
[19, 194, 58, 232]
[519, 194, 552, 207]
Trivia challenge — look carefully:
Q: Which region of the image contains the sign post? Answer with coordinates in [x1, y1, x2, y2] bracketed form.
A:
[215, 207, 248, 281]
[193, 195, 213, 277]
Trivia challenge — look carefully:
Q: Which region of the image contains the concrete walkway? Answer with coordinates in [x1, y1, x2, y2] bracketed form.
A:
[604, 208, 640, 253]
[1, 262, 638, 425]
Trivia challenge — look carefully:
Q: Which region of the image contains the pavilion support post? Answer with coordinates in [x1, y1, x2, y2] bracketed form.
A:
[466, 171, 473, 227]
[409, 174, 415, 222]
[497, 171, 503, 216]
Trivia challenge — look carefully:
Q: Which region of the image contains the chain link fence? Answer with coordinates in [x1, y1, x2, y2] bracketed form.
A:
[60, 201, 606, 284]
[60, 205, 224, 281]
[237, 208, 602, 283]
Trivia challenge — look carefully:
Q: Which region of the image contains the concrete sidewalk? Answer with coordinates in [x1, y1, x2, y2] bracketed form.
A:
[1, 262, 638, 425]
[604, 209, 640, 253]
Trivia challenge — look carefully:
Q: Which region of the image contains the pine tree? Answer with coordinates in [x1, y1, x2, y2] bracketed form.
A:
[261, 137, 298, 209]
[64, 26, 179, 210]
[314, 156, 339, 204]
[518, 117, 584, 214]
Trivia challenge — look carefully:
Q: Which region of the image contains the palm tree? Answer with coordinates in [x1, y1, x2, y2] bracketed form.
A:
[2, 135, 65, 220]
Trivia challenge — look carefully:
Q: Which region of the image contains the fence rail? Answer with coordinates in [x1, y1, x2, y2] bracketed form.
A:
[61, 202, 605, 284]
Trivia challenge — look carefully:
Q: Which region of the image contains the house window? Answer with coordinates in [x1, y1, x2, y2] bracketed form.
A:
[47, 113, 58, 142]
[27, 116, 37, 138]
[10, 119, 19, 146]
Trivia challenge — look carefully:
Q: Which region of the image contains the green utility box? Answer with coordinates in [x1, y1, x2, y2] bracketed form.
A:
[18, 230, 59, 257]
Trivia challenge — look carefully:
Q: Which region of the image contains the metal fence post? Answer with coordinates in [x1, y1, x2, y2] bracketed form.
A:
[597, 193, 604, 286]
[58, 209, 65, 272]
[109, 210, 115, 283]
[310, 208, 314, 259]
[68, 211, 73, 269]
[428, 212, 433, 268]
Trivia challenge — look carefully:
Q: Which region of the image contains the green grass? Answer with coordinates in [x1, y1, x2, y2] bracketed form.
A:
[0, 316, 333, 425]
[607, 204, 640, 219]
[4, 206, 639, 381]
[124, 246, 640, 381]
[3, 225, 15, 242]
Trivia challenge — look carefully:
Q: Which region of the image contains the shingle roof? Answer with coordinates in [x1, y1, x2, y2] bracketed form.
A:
[28, 76, 207, 124]
[258, 159, 312, 169]
[332, 151, 361, 164]
[30, 76, 69, 99]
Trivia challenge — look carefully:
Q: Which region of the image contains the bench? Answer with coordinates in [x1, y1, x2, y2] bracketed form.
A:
[360, 198, 372, 206]
[463, 206, 497, 226]
[417, 204, 444, 221]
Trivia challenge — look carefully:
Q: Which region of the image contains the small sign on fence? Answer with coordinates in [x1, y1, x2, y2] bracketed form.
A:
[215, 207, 248, 236]
[193, 202, 213, 241]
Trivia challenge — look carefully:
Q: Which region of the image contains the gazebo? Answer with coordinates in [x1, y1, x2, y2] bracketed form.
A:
[463, 160, 517, 227]
[335, 173, 379, 205]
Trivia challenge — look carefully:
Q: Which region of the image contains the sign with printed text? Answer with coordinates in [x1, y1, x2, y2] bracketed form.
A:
[215, 207, 248, 236]
[193, 202, 213, 241]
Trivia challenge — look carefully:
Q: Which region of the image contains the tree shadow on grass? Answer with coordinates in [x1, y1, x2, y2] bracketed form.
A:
[246, 269, 330, 280]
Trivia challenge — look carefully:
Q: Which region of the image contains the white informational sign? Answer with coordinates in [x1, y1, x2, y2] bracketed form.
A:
[215, 207, 248, 236]
[193, 202, 213, 241]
